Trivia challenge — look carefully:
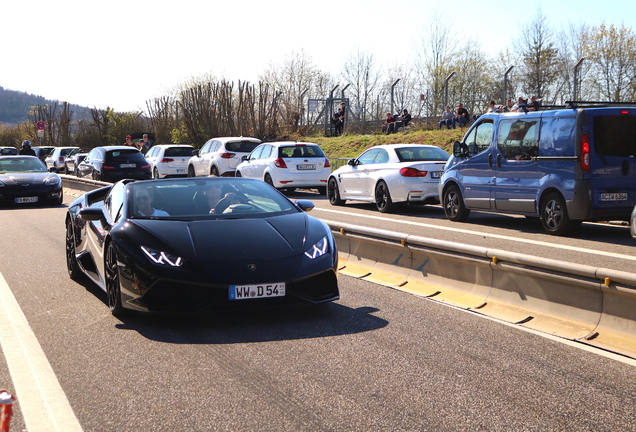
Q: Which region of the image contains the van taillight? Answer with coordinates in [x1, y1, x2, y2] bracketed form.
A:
[580, 133, 590, 171]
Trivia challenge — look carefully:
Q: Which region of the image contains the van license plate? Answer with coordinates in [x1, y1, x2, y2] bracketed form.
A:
[229, 283, 286, 300]
[600, 193, 627, 201]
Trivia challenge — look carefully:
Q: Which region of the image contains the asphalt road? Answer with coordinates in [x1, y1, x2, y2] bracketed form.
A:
[0, 193, 635, 431]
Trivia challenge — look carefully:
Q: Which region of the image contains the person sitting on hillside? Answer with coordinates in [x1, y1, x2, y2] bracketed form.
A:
[527, 95, 542, 111]
[381, 112, 396, 134]
[439, 106, 453, 129]
[387, 109, 412, 134]
[453, 103, 469, 128]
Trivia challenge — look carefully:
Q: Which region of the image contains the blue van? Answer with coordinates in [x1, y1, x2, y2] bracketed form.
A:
[438, 106, 636, 235]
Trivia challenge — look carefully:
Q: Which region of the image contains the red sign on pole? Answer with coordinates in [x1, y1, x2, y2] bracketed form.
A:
[36, 121, 46, 130]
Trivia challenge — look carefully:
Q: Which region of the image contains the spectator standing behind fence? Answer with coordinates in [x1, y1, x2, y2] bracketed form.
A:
[381, 112, 396, 134]
[453, 103, 469, 128]
[331, 108, 343, 137]
[439, 106, 453, 129]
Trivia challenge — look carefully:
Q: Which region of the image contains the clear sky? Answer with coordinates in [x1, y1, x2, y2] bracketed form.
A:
[2, 0, 634, 113]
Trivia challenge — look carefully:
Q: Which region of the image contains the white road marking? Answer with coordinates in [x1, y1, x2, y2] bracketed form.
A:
[0, 271, 83, 432]
[316, 207, 636, 262]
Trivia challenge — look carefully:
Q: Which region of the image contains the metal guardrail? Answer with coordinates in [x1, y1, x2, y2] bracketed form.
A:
[61, 176, 636, 359]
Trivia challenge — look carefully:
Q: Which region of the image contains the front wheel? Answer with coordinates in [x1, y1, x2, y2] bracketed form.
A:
[540, 192, 575, 236]
[375, 180, 395, 213]
[65, 218, 81, 279]
[187, 165, 195, 177]
[210, 166, 219, 177]
[105, 242, 125, 316]
[443, 184, 470, 222]
[153, 167, 160, 179]
[328, 178, 345, 205]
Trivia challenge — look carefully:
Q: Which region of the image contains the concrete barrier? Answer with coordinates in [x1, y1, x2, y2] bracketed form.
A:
[60, 178, 636, 360]
[325, 219, 636, 360]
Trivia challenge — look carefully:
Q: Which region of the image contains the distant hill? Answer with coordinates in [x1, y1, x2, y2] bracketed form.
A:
[0, 86, 91, 126]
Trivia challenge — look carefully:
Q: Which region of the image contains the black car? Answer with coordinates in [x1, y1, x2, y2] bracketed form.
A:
[65, 177, 339, 315]
[0, 147, 18, 155]
[77, 146, 151, 182]
[64, 148, 89, 175]
[0, 156, 63, 205]
[32, 146, 55, 163]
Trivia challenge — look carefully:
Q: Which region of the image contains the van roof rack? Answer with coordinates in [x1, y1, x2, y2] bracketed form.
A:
[564, 101, 636, 109]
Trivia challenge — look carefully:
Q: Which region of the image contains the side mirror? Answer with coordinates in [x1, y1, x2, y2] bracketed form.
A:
[241, 155, 248, 161]
[295, 199, 315, 212]
[453, 141, 469, 158]
[79, 207, 104, 221]
[347, 159, 357, 166]
[193, 150, 200, 157]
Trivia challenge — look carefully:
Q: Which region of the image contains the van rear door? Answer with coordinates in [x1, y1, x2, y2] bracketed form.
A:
[587, 109, 636, 218]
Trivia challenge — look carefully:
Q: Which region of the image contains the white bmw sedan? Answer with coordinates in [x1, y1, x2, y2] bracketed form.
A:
[327, 144, 449, 213]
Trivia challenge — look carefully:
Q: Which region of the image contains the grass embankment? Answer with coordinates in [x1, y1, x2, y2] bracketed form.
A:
[300, 129, 465, 159]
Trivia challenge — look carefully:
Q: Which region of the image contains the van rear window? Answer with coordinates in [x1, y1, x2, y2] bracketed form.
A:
[539, 117, 576, 156]
[594, 116, 636, 157]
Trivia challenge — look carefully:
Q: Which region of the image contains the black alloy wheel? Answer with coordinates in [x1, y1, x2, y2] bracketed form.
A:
[328, 177, 345, 206]
[540, 192, 576, 236]
[375, 180, 395, 213]
[187, 165, 195, 177]
[65, 218, 81, 279]
[443, 184, 470, 222]
[105, 242, 125, 316]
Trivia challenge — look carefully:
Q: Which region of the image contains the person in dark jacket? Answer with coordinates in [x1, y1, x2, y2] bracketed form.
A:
[19, 140, 36, 156]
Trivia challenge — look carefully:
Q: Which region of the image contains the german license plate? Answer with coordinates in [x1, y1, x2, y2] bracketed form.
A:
[297, 164, 316, 170]
[229, 283, 285, 300]
[120, 163, 136, 168]
[15, 196, 38, 203]
[176, 169, 185, 173]
[600, 193, 627, 201]
[431, 171, 444, 179]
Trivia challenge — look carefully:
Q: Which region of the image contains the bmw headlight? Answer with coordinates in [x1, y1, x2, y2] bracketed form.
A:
[141, 246, 184, 267]
[304, 235, 329, 260]
[43, 175, 61, 186]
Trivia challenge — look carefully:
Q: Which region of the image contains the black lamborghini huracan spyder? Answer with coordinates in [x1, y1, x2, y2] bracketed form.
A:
[65, 177, 339, 315]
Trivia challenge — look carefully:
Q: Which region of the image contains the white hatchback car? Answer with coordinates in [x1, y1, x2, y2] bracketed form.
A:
[45, 147, 79, 172]
[144, 144, 196, 179]
[236, 141, 331, 194]
[327, 144, 449, 212]
[187, 137, 261, 177]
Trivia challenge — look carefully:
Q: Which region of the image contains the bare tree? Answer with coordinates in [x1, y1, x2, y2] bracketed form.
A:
[413, 9, 459, 115]
[514, 9, 560, 102]
[580, 22, 636, 101]
[259, 50, 333, 133]
[340, 47, 383, 122]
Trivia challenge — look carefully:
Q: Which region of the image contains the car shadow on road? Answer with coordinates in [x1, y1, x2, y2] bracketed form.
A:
[112, 302, 388, 344]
